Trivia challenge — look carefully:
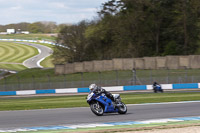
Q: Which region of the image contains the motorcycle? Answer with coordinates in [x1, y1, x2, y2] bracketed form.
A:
[153, 84, 163, 93]
[86, 92, 127, 116]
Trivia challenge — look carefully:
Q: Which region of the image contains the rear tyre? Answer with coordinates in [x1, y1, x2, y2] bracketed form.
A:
[118, 102, 127, 114]
[90, 102, 104, 116]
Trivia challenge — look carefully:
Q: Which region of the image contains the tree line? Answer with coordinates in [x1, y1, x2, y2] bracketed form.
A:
[54, 0, 200, 64]
[0, 21, 69, 33]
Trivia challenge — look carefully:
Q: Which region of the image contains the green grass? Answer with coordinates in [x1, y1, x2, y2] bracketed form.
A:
[0, 33, 56, 69]
[1, 68, 200, 85]
[0, 92, 200, 111]
[0, 42, 38, 62]
[0, 68, 54, 82]
[136, 69, 200, 77]
[40, 55, 54, 68]
[0, 41, 55, 70]
[0, 33, 56, 41]
[0, 42, 39, 71]
[0, 64, 26, 71]
[0, 68, 133, 84]
[31, 42, 55, 68]
[32, 42, 55, 68]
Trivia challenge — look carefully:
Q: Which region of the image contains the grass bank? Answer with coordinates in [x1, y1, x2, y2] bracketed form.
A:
[0, 41, 54, 71]
[1, 68, 200, 84]
[0, 42, 39, 71]
[0, 33, 56, 41]
[0, 92, 200, 111]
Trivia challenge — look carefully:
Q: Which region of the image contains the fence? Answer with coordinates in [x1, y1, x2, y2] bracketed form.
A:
[1, 69, 200, 92]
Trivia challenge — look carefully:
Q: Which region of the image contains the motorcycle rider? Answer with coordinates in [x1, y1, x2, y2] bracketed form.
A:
[153, 82, 159, 89]
[89, 84, 116, 103]
[152, 82, 163, 92]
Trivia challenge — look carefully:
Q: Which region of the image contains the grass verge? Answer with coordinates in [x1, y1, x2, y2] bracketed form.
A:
[0, 34, 56, 41]
[0, 68, 133, 84]
[0, 42, 38, 63]
[0, 92, 200, 111]
[40, 55, 54, 68]
[2, 68, 200, 85]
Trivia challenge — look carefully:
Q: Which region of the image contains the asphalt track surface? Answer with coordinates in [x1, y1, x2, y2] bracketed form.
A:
[0, 101, 200, 130]
[21, 42, 53, 68]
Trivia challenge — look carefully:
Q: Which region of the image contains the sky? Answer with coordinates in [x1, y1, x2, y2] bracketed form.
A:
[0, 0, 109, 25]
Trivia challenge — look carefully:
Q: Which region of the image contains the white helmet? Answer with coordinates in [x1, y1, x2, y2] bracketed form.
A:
[89, 84, 97, 91]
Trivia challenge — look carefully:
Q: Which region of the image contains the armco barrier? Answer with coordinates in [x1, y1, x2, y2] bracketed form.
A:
[172, 83, 199, 89]
[0, 39, 56, 45]
[124, 85, 147, 91]
[0, 83, 200, 96]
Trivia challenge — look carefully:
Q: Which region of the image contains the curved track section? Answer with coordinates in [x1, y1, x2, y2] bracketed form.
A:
[21, 42, 53, 68]
[0, 42, 38, 71]
[0, 41, 53, 70]
[0, 101, 200, 130]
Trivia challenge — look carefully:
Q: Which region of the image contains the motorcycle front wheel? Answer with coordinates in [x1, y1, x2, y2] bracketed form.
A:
[117, 102, 127, 114]
[90, 102, 104, 116]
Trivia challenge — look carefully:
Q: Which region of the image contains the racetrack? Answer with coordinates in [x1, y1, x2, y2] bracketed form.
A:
[0, 42, 38, 71]
[21, 42, 53, 68]
[0, 101, 200, 130]
[0, 41, 53, 70]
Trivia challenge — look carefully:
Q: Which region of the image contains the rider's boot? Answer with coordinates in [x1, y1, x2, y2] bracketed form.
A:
[111, 96, 118, 107]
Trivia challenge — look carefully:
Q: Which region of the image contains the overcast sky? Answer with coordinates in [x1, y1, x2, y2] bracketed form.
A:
[0, 0, 109, 25]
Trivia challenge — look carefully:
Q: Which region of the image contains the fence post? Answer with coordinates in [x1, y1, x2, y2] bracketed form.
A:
[132, 68, 136, 85]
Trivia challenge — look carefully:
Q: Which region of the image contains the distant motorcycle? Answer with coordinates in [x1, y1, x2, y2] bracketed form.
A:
[86, 92, 127, 116]
[153, 84, 163, 93]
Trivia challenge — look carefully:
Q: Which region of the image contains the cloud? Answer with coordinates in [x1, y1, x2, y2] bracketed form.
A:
[10, 6, 22, 10]
[0, 0, 109, 25]
[49, 2, 69, 9]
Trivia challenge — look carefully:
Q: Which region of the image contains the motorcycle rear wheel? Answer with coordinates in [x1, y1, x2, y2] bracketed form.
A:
[90, 102, 104, 116]
[117, 102, 127, 114]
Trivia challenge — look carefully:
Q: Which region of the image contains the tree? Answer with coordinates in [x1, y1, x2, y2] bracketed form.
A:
[28, 22, 43, 33]
[53, 0, 200, 63]
[54, 21, 89, 63]
[166, 0, 200, 55]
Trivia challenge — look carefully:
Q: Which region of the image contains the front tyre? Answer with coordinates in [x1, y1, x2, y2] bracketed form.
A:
[90, 102, 104, 116]
[118, 102, 127, 114]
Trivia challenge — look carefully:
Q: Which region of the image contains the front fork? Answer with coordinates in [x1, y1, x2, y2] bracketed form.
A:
[96, 102, 100, 108]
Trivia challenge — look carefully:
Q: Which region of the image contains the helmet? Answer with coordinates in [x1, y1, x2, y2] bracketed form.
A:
[89, 84, 97, 91]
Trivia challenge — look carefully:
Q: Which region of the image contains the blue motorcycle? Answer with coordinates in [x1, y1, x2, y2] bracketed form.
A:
[153, 84, 163, 93]
[87, 92, 127, 116]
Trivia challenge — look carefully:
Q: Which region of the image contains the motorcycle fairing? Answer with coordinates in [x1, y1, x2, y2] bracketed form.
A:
[93, 94, 118, 113]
